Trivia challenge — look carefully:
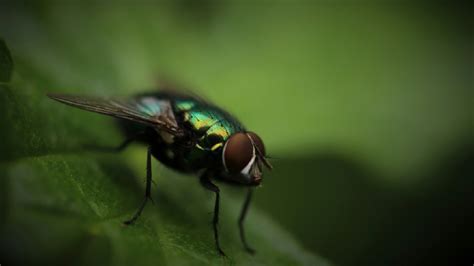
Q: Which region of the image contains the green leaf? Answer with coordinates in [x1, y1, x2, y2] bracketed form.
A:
[0, 152, 329, 265]
[0, 32, 330, 266]
[0, 39, 13, 82]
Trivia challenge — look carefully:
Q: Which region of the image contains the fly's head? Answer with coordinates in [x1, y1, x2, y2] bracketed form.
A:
[221, 132, 272, 186]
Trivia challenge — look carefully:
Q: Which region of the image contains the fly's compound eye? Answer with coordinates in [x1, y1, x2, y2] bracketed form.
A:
[223, 132, 254, 173]
[246, 131, 265, 156]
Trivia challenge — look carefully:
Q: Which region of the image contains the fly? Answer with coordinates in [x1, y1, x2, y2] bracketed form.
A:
[48, 89, 272, 256]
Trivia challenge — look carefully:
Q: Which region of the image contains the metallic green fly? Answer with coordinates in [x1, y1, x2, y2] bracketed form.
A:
[48, 88, 272, 256]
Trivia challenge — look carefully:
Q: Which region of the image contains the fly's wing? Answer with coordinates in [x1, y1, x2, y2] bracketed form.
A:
[48, 93, 185, 137]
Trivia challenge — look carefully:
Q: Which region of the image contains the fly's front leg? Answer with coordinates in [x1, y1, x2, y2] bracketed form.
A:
[239, 188, 255, 254]
[200, 173, 226, 256]
[123, 146, 154, 225]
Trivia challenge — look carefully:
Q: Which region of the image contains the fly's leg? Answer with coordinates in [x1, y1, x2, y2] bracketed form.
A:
[123, 146, 154, 225]
[238, 188, 255, 254]
[200, 173, 226, 256]
[85, 131, 144, 153]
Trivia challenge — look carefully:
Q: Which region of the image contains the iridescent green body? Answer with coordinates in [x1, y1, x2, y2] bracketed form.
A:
[48, 89, 268, 255]
[123, 92, 245, 174]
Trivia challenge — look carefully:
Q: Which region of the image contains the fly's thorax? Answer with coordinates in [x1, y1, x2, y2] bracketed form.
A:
[179, 106, 240, 155]
[220, 132, 269, 186]
[151, 96, 258, 174]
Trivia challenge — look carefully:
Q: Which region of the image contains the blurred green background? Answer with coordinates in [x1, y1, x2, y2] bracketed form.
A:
[1, 1, 472, 265]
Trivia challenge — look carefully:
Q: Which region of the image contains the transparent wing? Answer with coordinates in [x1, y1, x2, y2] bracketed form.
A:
[48, 93, 185, 136]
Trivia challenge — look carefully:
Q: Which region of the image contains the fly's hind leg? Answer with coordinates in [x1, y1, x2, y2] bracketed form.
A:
[123, 146, 154, 225]
[84, 131, 145, 153]
[200, 173, 226, 256]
